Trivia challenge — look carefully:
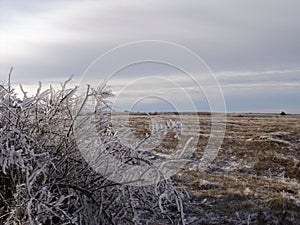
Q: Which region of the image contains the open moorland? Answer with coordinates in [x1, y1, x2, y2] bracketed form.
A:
[125, 112, 300, 224]
[1, 84, 299, 225]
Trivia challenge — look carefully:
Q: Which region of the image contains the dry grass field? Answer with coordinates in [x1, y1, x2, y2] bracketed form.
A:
[124, 112, 300, 224]
[1, 80, 298, 224]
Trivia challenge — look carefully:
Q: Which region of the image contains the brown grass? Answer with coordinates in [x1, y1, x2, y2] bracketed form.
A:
[128, 112, 300, 224]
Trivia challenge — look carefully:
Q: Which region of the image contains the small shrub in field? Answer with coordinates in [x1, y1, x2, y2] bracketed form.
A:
[0, 77, 186, 225]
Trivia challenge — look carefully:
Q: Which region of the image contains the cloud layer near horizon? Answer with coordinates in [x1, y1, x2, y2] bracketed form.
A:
[1, 0, 299, 112]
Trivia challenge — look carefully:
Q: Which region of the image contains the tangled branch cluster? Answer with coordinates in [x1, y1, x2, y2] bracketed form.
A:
[0, 77, 186, 225]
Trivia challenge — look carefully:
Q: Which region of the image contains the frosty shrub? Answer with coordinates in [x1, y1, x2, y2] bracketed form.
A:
[0, 77, 186, 225]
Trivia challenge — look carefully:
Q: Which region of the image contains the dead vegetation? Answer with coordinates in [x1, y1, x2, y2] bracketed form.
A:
[128, 113, 300, 224]
[180, 113, 299, 224]
[1, 73, 299, 224]
[0, 80, 186, 225]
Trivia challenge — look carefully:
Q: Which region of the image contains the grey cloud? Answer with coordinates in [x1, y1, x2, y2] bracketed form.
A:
[2, 0, 300, 71]
[216, 69, 300, 86]
[1, 0, 300, 112]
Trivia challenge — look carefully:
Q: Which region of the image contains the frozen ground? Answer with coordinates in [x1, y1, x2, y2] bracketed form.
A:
[118, 112, 300, 224]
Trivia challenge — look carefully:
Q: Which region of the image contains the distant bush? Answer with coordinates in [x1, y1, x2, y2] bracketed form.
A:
[0, 76, 185, 224]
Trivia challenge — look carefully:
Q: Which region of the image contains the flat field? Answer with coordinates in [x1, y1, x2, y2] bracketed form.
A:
[120, 112, 300, 224]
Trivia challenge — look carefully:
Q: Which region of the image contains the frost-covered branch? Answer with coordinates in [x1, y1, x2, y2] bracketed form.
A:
[0, 76, 186, 224]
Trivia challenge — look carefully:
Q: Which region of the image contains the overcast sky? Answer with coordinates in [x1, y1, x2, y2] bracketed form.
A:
[0, 0, 299, 113]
